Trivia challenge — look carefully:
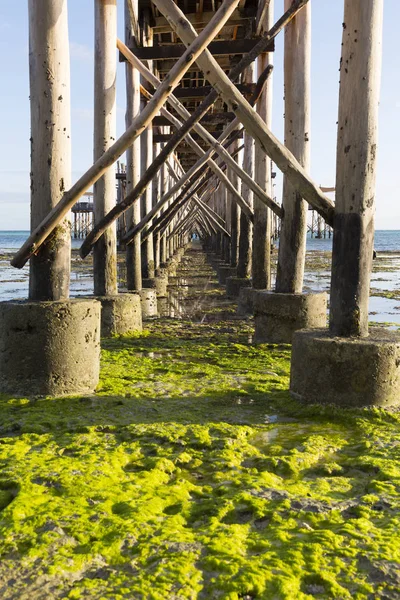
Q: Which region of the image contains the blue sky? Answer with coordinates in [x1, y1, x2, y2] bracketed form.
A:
[0, 0, 398, 230]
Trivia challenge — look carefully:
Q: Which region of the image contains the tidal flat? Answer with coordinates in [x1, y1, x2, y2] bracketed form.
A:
[0, 248, 399, 599]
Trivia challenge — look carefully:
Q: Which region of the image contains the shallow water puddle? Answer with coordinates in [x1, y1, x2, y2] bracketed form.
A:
[369, 296, 400, 323]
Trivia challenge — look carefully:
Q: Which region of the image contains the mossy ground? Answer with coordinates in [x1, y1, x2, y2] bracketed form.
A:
[0, 249, 400, 599]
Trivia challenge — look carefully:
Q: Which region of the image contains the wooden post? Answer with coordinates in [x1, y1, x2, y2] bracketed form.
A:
[253, 0, 273, 290]
[118, 41, 280, 220]
[140, 9, 155, 279]
[229, 140, 241, 268]
[330, 0, 383, 337]
[223, 185, 231, 263]
[13, 0, 240, 270]
[160, 138, 168, 265]
[93, 0, 118, 297]
[149, 0, 334, 219]
[153, 137, 161, 271]
[28, 0, 71, 301]
[125, 0, 142, 291]
[237, 66, 255, 279]
[140, 110, 155, 278]
[168, 156, 176, 257]
[275, 0, 310, 293]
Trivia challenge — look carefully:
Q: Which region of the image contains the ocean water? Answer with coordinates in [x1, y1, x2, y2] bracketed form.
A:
[0, 231, 82, 252]
[1, 231, 400, 325]
[2, 230, 400, 253]
[305, 229, 400, 253]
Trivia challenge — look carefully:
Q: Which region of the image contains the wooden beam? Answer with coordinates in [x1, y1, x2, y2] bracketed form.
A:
[152, 0, 334, 225]
[114, 11, 297, 250]
[169, 83, 256, 99]
[78, 0, 242, 260]
[123, 44, 280, 219]
[12, 0, 241, 268]
[152, 8, 255, 34]
[125, 38, 273, 61]
[152, 112, 235, 126]
[153, 132, 243, 143]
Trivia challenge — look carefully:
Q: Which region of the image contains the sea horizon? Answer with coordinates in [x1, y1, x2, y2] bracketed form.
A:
[2, 229, 400, 254]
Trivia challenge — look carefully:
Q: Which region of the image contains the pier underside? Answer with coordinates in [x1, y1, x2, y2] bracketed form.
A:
[2, 0, 398, 596]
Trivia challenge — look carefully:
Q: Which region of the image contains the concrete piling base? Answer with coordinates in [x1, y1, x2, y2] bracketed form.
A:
[98, 294, 142, 337]
[290, 328, 400, 407]
[155, 266, 168, 279]
[143, 276, 168, 297]
[207, 256, 225, 269]
[157, 295, 169, 317]
[0, 299, 101, 397]
[226, 277, 252, 299]
[218, 265, 237, 285]
[139, 288, 158, 319]
[237, 287, 257, 316]
[254, 291, 327, 344]
[166, 260, 178, 276]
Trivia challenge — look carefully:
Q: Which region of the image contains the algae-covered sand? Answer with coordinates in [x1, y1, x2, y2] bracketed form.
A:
[0, 249, 399, 599]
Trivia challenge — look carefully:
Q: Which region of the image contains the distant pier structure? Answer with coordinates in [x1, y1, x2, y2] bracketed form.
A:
[72, 162, 127, 242]
[115, 161, 128, 245]
[308, 187, 335, 239]
[72, 192, 94, 239]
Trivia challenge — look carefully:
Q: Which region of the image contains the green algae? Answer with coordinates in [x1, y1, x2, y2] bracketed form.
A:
[370, 289, 400, 301]
[0, 253, 400, 598]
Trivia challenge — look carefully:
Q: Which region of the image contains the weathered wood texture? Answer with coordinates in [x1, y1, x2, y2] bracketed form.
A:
[124, 38, 273, 60]
[13, 0, 240, 269]
[253, 0, 273, 289]
[93, 0, 118, 297]
[229, 140, 241, 268]
[152, 139, 161, 271]
[117, 50, 282, 248]
[28, 0, 71, 301]
[275, 0, 310, 294]
[330, 0, 383, 337]
[140, 11, 155, 279]
[150, 0, 334, 224]
[159, 139, 169, 264]
[140, 109, 155, 278]
[237, 65, 255, 279]
[79, 0, 241, 258]
[125, 0, 142, 291]
[152, 8, 255, 34]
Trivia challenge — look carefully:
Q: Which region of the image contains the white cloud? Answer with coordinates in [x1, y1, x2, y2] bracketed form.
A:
[70, 41, 93, 63]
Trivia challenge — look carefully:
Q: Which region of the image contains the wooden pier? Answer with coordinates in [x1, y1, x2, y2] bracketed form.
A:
[71, 193, 94, 239]
[4, 0, 397, 407]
